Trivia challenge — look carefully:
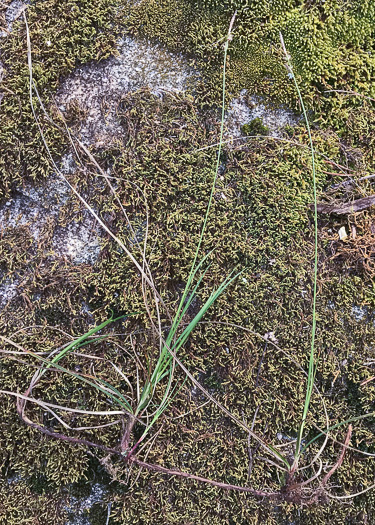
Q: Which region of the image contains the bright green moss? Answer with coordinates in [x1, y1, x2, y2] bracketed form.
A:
[124, 0, 375, 119]
[241, 117, 269, 136]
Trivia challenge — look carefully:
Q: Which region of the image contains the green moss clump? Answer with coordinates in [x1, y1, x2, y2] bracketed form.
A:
[124, 0, 375, 121]
[241, 117, 269, 136]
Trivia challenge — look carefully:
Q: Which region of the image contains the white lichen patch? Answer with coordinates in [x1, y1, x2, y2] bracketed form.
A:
[64, 483, 108, 525]
[0, 176, 67, 235]
[351, 305, 367, 322]
[0, 173, 100, 265]
[55, 36, 196, 146]
[0, 279, 18, 309]
[53, 221, 101, 265]
[225, 89, 299, 143]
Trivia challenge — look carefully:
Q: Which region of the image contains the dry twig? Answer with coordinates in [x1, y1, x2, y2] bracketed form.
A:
[311, 195, 375, 215]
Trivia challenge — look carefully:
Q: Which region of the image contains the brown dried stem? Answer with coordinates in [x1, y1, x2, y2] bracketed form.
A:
[15, 399, 277, 499]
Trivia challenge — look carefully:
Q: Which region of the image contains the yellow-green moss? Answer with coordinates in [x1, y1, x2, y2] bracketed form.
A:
[0, 0, 120, 199]
[0, 480, 67, 524]
[1, 1, 375, 523]
[124, 0, 375, 118]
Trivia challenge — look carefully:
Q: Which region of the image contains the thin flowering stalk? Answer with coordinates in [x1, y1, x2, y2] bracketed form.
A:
[280, 33, 318, 470]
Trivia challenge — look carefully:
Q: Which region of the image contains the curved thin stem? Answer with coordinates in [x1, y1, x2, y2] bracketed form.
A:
[280, 33, 319, 469]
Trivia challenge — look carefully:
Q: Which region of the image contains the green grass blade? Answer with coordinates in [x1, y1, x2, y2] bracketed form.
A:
[280, 33, 319, 465]
[302, 411, 375, 454]
[170, 18, 234, 339]
[45, 314, 131, 370]
[21, 349, 134, 413]
[167, 251, 213, 344]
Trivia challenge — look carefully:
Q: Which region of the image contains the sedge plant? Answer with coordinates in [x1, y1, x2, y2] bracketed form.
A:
[277, 35, 375, 500]
[11, 11, 286, 468]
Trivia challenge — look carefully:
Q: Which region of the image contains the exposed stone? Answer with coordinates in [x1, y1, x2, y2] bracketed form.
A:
[64, 483, 108, 525]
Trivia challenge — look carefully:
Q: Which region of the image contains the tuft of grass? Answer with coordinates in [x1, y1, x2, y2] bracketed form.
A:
[16, 8, 294, 473]
[13, 10, 286, 465]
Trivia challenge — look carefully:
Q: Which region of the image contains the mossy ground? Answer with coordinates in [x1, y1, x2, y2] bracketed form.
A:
[1, 1, 375, 524]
